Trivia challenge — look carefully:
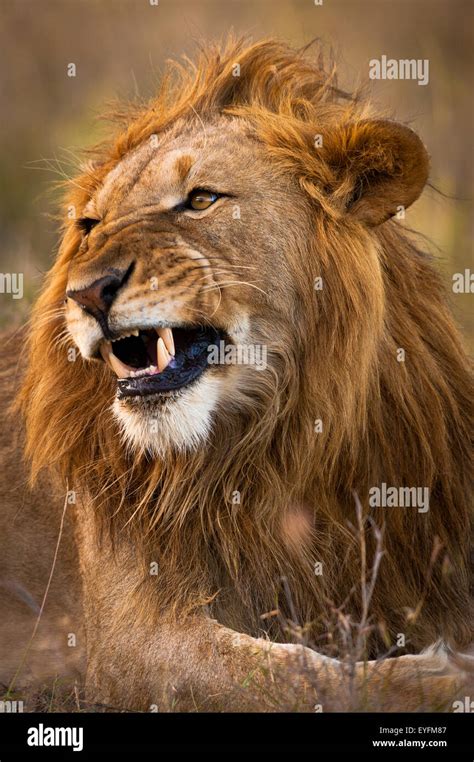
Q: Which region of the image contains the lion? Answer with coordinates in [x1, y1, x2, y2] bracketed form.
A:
[1, 38, 472, 712]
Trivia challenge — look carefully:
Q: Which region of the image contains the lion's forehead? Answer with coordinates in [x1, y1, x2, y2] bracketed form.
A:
[94, 143, 191, 214]
[92, 120, 259, 217]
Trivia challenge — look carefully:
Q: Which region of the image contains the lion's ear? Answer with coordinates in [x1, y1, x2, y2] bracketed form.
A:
[325, 120, 430, 227]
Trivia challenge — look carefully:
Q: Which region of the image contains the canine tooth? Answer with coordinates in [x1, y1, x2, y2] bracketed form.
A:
[131, 329, 139, 337]
[158, 327, 175, 356]
[100, 341, 112, 359]
[109, 353, 133, 379]
[156, 337, 171, 372]
[100, 341, 132, 378]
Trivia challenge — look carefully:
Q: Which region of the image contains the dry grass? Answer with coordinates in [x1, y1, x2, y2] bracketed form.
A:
[2, 494, 466, 714]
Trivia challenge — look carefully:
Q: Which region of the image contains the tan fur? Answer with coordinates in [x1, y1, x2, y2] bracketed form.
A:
[2, 38, 473, 711]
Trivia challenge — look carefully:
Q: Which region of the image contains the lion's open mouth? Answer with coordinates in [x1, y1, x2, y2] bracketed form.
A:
[100, 326, 223, 398]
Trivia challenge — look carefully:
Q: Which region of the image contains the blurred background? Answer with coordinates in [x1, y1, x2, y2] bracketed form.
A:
[0, 0, 472, 347]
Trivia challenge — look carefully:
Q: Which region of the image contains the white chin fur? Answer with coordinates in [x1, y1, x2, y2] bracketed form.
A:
[112, 374, 221, 457]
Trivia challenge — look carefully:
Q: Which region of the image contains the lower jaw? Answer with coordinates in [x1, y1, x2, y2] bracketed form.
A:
[116, 364, 207, 399]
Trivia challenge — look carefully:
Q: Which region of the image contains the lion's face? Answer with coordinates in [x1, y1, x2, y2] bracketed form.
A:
[65, 118, 303, 454]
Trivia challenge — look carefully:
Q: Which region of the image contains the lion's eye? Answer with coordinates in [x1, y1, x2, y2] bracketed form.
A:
[77, 217, 100, 235]
[187, 189, 219, 211]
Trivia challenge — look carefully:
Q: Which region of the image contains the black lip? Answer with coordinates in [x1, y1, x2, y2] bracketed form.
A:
[116, 326, 221, 399]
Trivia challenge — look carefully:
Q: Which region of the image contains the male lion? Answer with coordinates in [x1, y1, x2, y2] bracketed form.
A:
[1, 39, 473, 712]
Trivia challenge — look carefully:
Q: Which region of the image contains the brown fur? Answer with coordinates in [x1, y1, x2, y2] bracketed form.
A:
[7, 38, 473, 708]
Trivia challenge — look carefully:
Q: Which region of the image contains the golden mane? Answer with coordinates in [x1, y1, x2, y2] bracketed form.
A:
[17, 38, 473, 656]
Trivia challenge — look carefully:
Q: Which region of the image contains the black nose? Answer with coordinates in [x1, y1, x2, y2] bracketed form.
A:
[66, 266, 132, 322]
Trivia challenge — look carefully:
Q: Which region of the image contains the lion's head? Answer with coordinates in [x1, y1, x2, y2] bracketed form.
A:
[54, 40, 429, 456]
[19, 39, 472, 653]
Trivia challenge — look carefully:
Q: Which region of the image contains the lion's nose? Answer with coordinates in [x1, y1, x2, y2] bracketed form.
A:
[66, 267, 132, 321]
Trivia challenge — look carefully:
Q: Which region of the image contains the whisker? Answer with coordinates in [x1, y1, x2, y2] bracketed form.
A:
[208, 285, 223, 318]
[201, 280, 269, 297]
[182, 305, 219, 328]
[161, 252, 257, 270]
[25, 155, 90, 193]
[193, 269, 243, 283]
